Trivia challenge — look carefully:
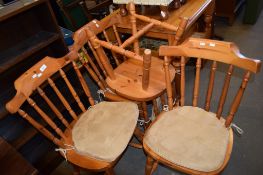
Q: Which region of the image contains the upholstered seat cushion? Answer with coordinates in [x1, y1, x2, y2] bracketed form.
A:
[144, 106, 230, 172]
[72, 101, 139, 162]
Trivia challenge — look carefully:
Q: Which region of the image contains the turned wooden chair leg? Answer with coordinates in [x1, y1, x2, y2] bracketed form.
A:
[160, 5, 169, 20]
[134, 127, 144, 142]
[119, 4, 128, 16]
[142, 101, 151, 128]
[105, 167, 115, 175]
[174, 0, 181, 9]
[145, 155, 158, 175]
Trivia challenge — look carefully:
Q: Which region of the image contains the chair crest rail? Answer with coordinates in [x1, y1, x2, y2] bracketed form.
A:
[159, 38, 261, 73]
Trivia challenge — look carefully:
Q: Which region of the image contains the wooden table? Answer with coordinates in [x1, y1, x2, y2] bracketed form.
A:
[114, 0, 215, 45]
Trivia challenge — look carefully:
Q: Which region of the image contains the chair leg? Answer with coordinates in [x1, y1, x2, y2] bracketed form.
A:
[134, 127, 144, 142]
[142, 102, 150, 128]
[145, 155, 157, 175]
[105, 167, 115, 175]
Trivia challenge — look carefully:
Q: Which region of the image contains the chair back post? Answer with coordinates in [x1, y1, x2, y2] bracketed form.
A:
[225, 71, 251, 127]
[37, 86, 72, 129]
[86, 42, 108, 77]
[142, 49, 152, 90]
[164, 56, 173, 110]
[18, 109, 64, 148]
[72, 61, 96, 106]
[80, 47, 107, 86]
[128, 2, 140, 55]
[180, 56, 186, 106]
[216, 65, 234, 118]
[103, 30, 121, 66]
[192, 58, 201, 107]
[86, 28, 116, 80]
[205, 60, 217, 111]
[173, 17, 188, 45]
[111, 24, 123, 46]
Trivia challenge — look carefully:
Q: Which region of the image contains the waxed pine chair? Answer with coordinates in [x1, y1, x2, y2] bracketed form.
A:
[71, 2, 188, 127]
[143, 38, 261, 175]
[6, 53, 139, 175]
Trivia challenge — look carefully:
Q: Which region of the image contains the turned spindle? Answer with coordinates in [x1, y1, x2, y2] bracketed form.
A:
[142, 49, 152, 90]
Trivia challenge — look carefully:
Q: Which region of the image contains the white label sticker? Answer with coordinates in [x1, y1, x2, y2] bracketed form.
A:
[209, 43, 216, 47]
[200, 42, 206, 46]
[161, 11, 166, 18]
[40, 64, 47, 72]
[37, 73, 42, 77]
[32, 74, 37, 79]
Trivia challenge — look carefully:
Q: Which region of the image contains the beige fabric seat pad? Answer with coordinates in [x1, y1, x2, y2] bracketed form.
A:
[144, 106, 230, 172]
[72, 101, 139, 162]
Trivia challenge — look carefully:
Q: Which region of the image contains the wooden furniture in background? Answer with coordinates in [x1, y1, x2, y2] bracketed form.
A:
[113, 0, 187, 20]
[0, 0, 68, 173]
[0, 0, 68, 118]
[56, 0, 113, 30]
[143, 38, 261, 175]
[6, 53, 139, 175]
[115, 0, 215, 45]
[243, 0, 263, 24]
[0, 137, 38, 175]
[72, 2, 189, 127]
[215, 0, 245, 25]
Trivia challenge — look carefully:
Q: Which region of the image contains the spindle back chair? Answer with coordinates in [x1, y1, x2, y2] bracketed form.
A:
[143, 38, 261, 175]
[72, 2, 188, 108]
[6, 53, 140, 175]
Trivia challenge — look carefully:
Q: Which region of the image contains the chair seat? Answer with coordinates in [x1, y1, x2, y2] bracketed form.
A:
[106, 56, 175, 101]
[144, 106, 231, 172]
[72, 101, 139, 162]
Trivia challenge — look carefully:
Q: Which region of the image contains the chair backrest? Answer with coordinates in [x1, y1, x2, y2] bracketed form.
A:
[159, 37, 261, 127]
[72, 2, 188, 90]
[6, 53, 95, 148]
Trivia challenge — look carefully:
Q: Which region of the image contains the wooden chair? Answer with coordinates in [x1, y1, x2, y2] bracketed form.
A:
[143, 38, 261, 175]
[5, 53, 140, 175]
[72, 2, 188, 126]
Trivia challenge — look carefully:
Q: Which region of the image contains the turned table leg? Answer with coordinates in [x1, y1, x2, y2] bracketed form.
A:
[160, 5, 169, 20]
[119, 4, 128, 16]
[203, 0, 215, 38]
[204, 14, 213, 39]
[174, 0, 181, 9]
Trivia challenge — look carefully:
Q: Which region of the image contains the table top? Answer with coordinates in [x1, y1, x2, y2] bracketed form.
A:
[115, 0, 213, 33]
